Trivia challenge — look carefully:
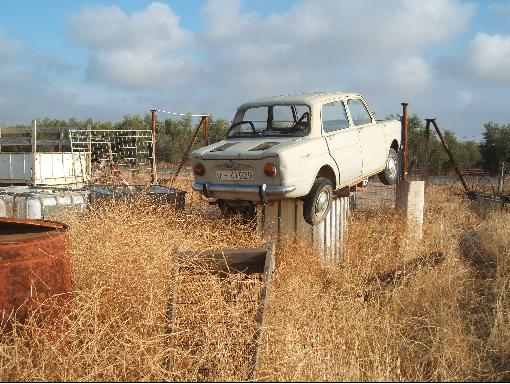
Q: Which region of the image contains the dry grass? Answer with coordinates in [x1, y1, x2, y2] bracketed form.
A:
[1, 179, 510, 381]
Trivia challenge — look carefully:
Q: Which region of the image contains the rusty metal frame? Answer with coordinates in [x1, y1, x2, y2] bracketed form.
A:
[424, 118, 469, 191]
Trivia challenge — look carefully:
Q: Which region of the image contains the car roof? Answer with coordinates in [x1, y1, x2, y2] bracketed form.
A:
[238, 91, 362, 108]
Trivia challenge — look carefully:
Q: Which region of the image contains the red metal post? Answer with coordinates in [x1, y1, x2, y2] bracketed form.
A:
[151, 109, 157, 184]
[401, 103, 409, 181]
[204, 115, 210, 146]
[423, 119, 431, 184]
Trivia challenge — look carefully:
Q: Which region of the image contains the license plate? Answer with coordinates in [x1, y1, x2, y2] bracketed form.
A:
[216, 170, 254, 181]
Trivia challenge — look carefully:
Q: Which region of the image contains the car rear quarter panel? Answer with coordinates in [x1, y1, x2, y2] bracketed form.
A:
[381, 120, 401, 148]
[277, 136, 338, 197]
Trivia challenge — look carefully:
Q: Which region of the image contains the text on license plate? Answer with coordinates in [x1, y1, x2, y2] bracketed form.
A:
[216, 170, 253, 181]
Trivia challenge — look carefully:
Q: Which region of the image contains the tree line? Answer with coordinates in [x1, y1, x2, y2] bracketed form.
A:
[1, 114, 508, 175]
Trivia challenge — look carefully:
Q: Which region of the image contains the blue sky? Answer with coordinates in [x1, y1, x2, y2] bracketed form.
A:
[0, 0, 509, 141]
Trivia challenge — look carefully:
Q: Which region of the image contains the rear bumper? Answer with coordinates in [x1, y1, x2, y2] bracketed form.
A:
[192, 182, 296, 201]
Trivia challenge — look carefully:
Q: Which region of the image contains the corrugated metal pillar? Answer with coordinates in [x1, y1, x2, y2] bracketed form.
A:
[257, 197, 350, 262]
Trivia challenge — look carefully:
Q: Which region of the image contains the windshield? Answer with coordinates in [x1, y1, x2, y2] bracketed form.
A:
[227, 104, 310, 138]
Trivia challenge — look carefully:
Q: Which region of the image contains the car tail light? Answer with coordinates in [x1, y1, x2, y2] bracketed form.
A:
[264, 163, 277, 177]
[193, 163, 205, 176]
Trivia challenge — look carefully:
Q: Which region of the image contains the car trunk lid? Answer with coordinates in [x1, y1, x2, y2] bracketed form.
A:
[198, 137, 300, 160]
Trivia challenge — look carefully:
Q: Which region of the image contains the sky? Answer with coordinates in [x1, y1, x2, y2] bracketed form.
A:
[0, 0, 509, 141]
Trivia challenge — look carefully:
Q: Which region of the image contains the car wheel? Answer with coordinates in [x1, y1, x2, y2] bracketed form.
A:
[378, 148, 398, 185]
[303, 177, 333, 225]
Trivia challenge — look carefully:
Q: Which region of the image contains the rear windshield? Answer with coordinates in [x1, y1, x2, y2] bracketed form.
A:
[227, 104, 310, 138]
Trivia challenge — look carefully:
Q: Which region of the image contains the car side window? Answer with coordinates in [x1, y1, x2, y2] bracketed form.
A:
[322, 101, 349, 133]
[347, 99, 373, 126]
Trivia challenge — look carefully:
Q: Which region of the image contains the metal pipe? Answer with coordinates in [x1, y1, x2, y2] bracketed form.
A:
[151, 109, 157, 184]
[204, 115, 210, 146]
[423, 119, 431, 184]
[31, 119, 37, 154]
[401, 103, 409, 181]
[31, 120, 37, 185]
[430, 119, 469, 191]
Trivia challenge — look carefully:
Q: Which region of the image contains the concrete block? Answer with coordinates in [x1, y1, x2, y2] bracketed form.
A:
[396, 180, 425, 240]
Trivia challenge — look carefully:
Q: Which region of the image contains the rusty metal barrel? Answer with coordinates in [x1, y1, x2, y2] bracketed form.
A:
[0, 217, 71, 330]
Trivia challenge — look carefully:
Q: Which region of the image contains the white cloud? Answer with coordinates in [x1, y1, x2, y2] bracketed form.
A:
[69, 2, 191, 51]
[456, 89, 473, 108]
[384, 56, 432, 94]
[197, 0, 474, 99]
[69, 2, 200, 89]
[467, 32, 510, 83]
[201, 0, 474, 58]
[66, 0, 475, 96]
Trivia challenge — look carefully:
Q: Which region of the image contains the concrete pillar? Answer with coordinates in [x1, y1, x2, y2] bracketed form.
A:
[257, 197, 350, 263]
[396, 180, 425, 241]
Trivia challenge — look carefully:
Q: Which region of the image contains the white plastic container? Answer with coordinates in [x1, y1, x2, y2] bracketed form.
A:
[0, 152, 90, 186]
[0, 186, 90, 219]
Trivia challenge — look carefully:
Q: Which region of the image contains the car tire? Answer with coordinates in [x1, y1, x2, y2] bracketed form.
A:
[378, 148, 398, 185]
[303, 177, 333, 225]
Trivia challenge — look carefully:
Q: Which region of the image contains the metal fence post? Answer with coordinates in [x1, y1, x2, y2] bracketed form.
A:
[151, 109, 158, 184]
[423, 119, 431, 185]
[401, 103, 409, 181]
[31, 119, 37, 154]
[204, 115, 210, 146]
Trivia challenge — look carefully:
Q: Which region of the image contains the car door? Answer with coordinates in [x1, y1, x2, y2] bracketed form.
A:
[322, 100, 362, 186]
[346, 98, 387, 177]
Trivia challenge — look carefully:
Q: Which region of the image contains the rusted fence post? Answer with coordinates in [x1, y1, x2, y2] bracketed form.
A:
[204, 115, 210, 146]
[401, 102, 409, 181]
[151, 109, 158, 184]
[31, 120, 37, 185]
[423, 119, 431, 184]
[31, 119, 37, 154]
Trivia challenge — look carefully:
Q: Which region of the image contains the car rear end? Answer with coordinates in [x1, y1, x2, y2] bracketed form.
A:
[191, 156, 296, 201]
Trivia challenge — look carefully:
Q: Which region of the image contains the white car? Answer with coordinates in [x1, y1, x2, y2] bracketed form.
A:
[191, 92, 401, 224]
